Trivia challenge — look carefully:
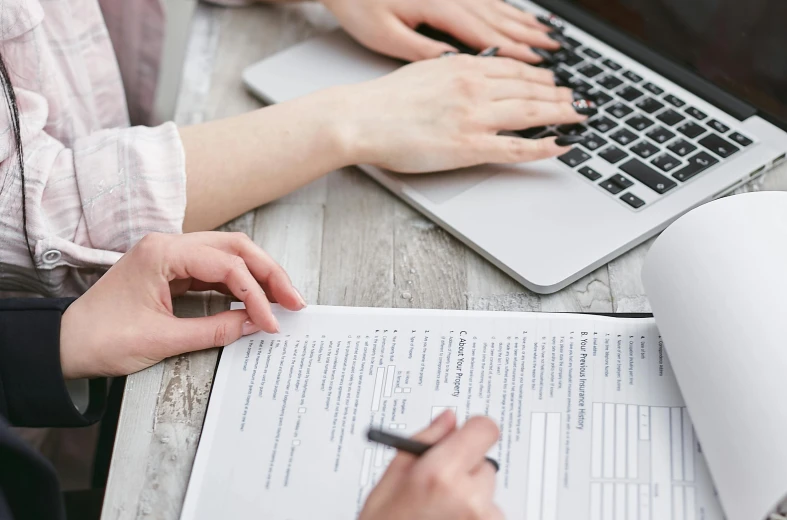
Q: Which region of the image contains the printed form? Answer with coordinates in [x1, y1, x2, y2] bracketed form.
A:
[181, 306, 724, 520]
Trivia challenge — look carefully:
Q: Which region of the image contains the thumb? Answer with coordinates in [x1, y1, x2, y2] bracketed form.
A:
[383, 18, 457, 61]
[161, 309, 262, 356]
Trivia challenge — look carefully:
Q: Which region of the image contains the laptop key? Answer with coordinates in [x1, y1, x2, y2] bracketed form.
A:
[643, 82, 664, 96]
[667, 139, 697, 157]
[588, 90, 613, 107]
[577, 64, 604, 78]
[581, 47, 603, 59]
[685, 106, 708, 120]
[610, 174, 633, 188]
[610, 128, 637, 146]
[569, 78, 594, 93]
[558, 148, 592, 167]
[599, 146, 629, 164]
[622, 70, 643, 83]
[626, 114, 655, 131]
[698, 133, 740, 158]
[664, 94, 686, 108]
[620, 159, 677, 194]
[646, 126, 675, 144]
[657, 109, 686, 126]
[632, 141, 659, 158]
[600, 178, 625, 194]
[618, 86, 644, 102]
[708, 119, 730, 133]
[558, 123, 588, 136]
[578, 166, 602, 181]
[602, 58, 622, 71]
[677, 121, 706, 139]
[563, 52, 585, 67]
[729, 132, 753, 147]
[620, 192, 646, 209]
[606, 102, 634, 119]
[672, 152, 719, 182]
[652, 153, 681, 172]
[589, 117, 618, 133]
[636, 97, 665, 114]
[598, 75, 624, 90]
[580, 133, 608, 151]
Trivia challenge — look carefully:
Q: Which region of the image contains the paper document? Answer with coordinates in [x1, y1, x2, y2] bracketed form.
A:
[181, 306, 723, 520]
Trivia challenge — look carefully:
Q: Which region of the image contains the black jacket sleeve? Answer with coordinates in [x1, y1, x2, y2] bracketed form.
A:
[0, 298, 108, 520]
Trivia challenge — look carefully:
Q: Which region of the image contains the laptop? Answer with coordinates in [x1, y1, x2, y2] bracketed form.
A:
[242, 0, 787, 294]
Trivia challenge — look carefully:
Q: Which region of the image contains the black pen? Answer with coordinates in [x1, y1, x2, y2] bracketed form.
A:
[367, 428, 500, 472]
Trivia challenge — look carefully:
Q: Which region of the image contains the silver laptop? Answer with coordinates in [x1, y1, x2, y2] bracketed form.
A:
[243, 0, 787, 294]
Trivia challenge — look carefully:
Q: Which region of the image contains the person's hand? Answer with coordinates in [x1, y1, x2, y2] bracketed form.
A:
[322, 0, 560, 63]
[59, 232, 306, 380]
[360, 410, 501, 520]
[331, 54, 590, 173]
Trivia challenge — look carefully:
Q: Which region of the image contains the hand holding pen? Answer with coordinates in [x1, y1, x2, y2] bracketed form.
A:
[360, 410, 502, 520]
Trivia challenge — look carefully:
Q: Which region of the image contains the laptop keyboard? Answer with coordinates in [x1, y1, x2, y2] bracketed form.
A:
[514, 20, 755, 210]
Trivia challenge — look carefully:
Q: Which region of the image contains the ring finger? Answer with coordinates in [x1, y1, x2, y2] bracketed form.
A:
[487, 78, 573, 102]
[484, 99, 589, 130]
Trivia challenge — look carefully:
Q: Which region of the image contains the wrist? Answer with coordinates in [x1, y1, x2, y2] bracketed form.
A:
[312, 85, 372, 168]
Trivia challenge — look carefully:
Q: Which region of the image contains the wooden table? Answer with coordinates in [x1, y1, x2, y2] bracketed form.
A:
[100, 3, 787, 518]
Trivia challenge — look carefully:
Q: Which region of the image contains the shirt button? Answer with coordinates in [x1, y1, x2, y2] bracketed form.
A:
[43, 250, 62, 264]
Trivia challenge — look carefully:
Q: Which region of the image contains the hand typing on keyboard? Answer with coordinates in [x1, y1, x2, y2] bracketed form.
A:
[321, 0, 561, 62]
[333, 55, 590, 172]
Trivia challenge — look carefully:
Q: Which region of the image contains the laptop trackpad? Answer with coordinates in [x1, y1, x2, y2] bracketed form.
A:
[391, 166, 498, 205]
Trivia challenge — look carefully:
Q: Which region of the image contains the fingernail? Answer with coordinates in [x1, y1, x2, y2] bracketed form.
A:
[440, 50, 458, 57]
[548, 31, 567, 44]
[295, 288, 307, 308]
[272, 316, 280, 333]
[572, 90, 586, 101]
[477, 46, 499, 57]
[555, 135, 586, 146]
[538, 14, 566, 31]
[572, 99, 598, 116]
[242, 319, 261, 336]
[532, 48, 554, 64]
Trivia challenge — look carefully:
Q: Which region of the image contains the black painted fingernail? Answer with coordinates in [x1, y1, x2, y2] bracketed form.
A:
[538, 14, 566, 31]
[572, 99, 598, 116]
[555, 135, 585, 146]
[477, 46, 499, 57]
[532, 48, 554, 64]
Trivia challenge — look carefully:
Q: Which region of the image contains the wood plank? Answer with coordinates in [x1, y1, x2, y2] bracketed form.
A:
[252, 203, 325, 303]
[131, 296, 220, 519]
[319, 168, 395, 307]
[393, 204, 466, 310]
[101, 363, 165, 520]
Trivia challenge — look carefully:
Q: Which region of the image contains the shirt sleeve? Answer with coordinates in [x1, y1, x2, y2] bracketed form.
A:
[0, 298, 107, 428]
[0, 85, 186, 295]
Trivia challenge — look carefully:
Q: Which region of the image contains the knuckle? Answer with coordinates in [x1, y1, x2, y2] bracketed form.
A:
[466, 416, 501, 442]
[213, 322, 229, 347]
[453, 73, 482, 99]
[418, 466, 454, 496]
[453, 53, 477, 69]
[505, 138, 530, 161]
[230, 231, 253, 250]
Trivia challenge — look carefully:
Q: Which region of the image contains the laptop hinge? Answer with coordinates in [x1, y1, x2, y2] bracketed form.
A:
[533, 0, 758, 121]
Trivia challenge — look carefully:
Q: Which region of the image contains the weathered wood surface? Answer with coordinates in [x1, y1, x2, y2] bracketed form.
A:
[101, 3, 787, 518]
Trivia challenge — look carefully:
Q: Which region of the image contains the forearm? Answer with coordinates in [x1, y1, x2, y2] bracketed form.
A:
[179, 87, 356, 232]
